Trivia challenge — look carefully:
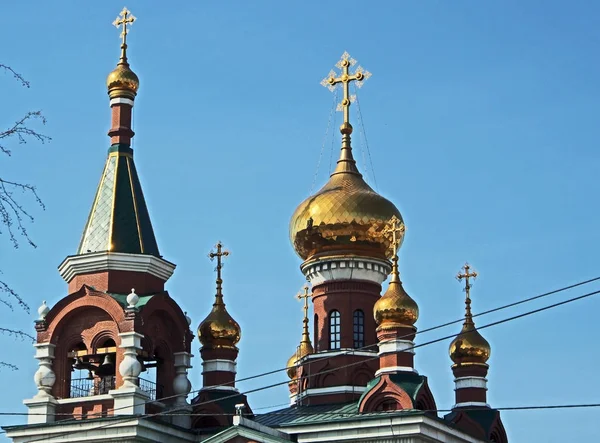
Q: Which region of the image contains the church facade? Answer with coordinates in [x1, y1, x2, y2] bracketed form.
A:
[3, 9, 507, 443]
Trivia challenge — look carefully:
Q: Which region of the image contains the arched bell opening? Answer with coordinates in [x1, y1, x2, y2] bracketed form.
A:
[69, 336, 118, 398]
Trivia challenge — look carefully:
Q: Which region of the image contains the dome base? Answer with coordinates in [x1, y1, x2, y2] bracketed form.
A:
[301, 255, 391, 287]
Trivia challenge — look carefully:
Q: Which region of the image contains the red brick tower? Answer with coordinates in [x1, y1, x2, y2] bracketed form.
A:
[289, 52, 403, 406]
[191, 242, 252, 429]
[24, 9, 193, 427]
[445, 263, 508, 442]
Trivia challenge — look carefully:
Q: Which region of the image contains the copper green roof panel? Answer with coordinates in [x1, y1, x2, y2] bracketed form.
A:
[78, 145, 159, 256]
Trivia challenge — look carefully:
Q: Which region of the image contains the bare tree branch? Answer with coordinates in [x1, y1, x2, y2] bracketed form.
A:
[1, 63, 29, 88]
[0, 361, 19, 371]
[0, 64, 49, 360]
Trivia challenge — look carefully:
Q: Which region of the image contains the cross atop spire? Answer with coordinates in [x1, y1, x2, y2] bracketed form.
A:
[383, 215, 406, 281]
[112, 7, 136, 65]
[297, 284, 310, 328]
[456, 263, 478, 324]
[321, 51, 371, 134]
[209, 241, 230, 302]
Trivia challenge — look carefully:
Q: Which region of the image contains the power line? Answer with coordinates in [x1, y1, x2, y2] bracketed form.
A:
[10, 284, 600, 442]
[19, 275, 600, 423]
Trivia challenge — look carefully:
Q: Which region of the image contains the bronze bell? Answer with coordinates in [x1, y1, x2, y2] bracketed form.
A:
[94, 354, 115, 377]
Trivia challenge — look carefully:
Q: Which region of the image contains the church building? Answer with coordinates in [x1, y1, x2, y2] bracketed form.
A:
[3, 9, 508, 443]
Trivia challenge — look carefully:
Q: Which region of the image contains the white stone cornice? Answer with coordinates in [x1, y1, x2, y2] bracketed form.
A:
[454, 376, 488, 390]
[110, 97, 134, 106]
[58, 251, 176, 283]
[454, 401, 490, 408]
[377, 339, 415, 356]
[296, 385, 365, 401]
[375, 366, 418, 376]
[304, 349, 377, 360]
[301, 256, 391, 286]
[202, 359, 237, 373]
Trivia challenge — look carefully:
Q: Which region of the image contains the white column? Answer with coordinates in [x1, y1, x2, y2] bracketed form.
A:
[110, 332, 148, 415]
[24, 343, 58, 424]
[171, 351, 193, 428]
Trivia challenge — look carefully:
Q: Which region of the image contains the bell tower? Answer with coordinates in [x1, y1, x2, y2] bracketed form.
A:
[23, 8, 193, 426]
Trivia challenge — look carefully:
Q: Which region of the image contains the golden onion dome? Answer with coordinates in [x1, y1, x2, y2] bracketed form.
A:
[449, 322, 490, 365]
[449, 282, 490, 365]
[106, 44, 139, 100]
[198, 286, 241, 350]
[290, 125, 403, 261]
[286, 339, 314, 380]
[286, 352, 299, 379]
[374, 256, 418, 329]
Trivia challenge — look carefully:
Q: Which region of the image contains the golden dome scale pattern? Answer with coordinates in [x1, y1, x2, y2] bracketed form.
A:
[290, 136, 403, 261]
[290, 52, 403, 262]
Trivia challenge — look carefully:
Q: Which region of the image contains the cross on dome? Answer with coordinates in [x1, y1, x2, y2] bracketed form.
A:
[321, 51, 371, 133]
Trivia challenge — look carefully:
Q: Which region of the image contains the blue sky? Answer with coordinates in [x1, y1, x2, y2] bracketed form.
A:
[2, 1, 600, 441]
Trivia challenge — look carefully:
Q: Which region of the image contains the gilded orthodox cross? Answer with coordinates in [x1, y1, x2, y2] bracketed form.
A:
[113, 7, 136, 46]
[209, 241, 230, 295]
[321, 52, 372, 127]
[382, 215, 405, 253]
[457, 263, 478, 322]
[297, 284, 310, 322]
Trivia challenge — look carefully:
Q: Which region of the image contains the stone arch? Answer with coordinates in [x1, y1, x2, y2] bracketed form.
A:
[140, 293, 190, 353]
[358, 375, 414, 413]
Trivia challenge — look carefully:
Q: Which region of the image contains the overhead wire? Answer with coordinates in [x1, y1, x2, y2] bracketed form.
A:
[14, 274, 600, 424]
[7, 282, 600, 442]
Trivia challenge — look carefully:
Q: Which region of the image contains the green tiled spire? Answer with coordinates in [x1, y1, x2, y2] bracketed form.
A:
[78, 145, 159, 256]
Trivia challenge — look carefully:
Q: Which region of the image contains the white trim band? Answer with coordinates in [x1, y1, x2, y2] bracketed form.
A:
[454, 376, 488, 390]
[375, 366, 418, 376]
[201, 386, 238, 392]
[202, 359, 236, 374]
[454, 401, 490, 408]
[301, 256, 391, 286]
[378, 339, 415, 356]
[297, 385, 365, 401]
[304, 349, 377, 360]
[110, 97, 135, 106]
[58, 252, 176, 283]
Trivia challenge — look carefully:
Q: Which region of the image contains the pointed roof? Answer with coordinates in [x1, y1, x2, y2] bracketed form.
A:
[77, 145, 159, 257]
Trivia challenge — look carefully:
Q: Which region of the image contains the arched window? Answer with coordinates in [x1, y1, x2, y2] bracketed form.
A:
[329, 310, 341, 350]
[353, 310, 365, 348]
[314, 313, 319, 351]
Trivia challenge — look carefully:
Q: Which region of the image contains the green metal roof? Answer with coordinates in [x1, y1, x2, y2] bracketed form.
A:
[108, 292, 154, 309]
[77, 144, 159, 257]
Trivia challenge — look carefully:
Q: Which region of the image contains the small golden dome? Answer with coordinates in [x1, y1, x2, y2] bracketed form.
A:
[449, 322, 490, 365]
[290, 135, 402, 261]
[286, 340, 313, 379]
[106, 45, 139, 99]
[198, 292, 241, 350]
[374, 256, 418, 329]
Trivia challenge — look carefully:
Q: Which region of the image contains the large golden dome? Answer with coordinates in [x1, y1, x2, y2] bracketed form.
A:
[106, 44, 139, 99]
[198, 293, 241, 350]
[374, 256, 418, 329]
[290, 126, 403, 261]
[449, 322, 490, 366]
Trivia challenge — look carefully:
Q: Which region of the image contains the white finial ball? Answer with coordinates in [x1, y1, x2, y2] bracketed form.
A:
[184, 311, 192, 326]
[127, 288, 139, 308]
[38, 300, 49, 320]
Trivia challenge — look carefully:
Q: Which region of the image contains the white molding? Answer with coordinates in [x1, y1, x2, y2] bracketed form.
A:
[304, 349, 377, 360]
[58, 251, 176, 283]
[202, 359, 236, 373]
[110, 97, 134, 106]
[278, 411, 485, 443]
[375, 366, 418, 376]
[377, 339, 415, 356]
[297, 385, 365, 401]
[56, 394, 113, 405]
[454, 401, 490, 408]
[301, 256, 391, 286]
[201, 385, 239, 392]
[454, 376, 488, 390]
